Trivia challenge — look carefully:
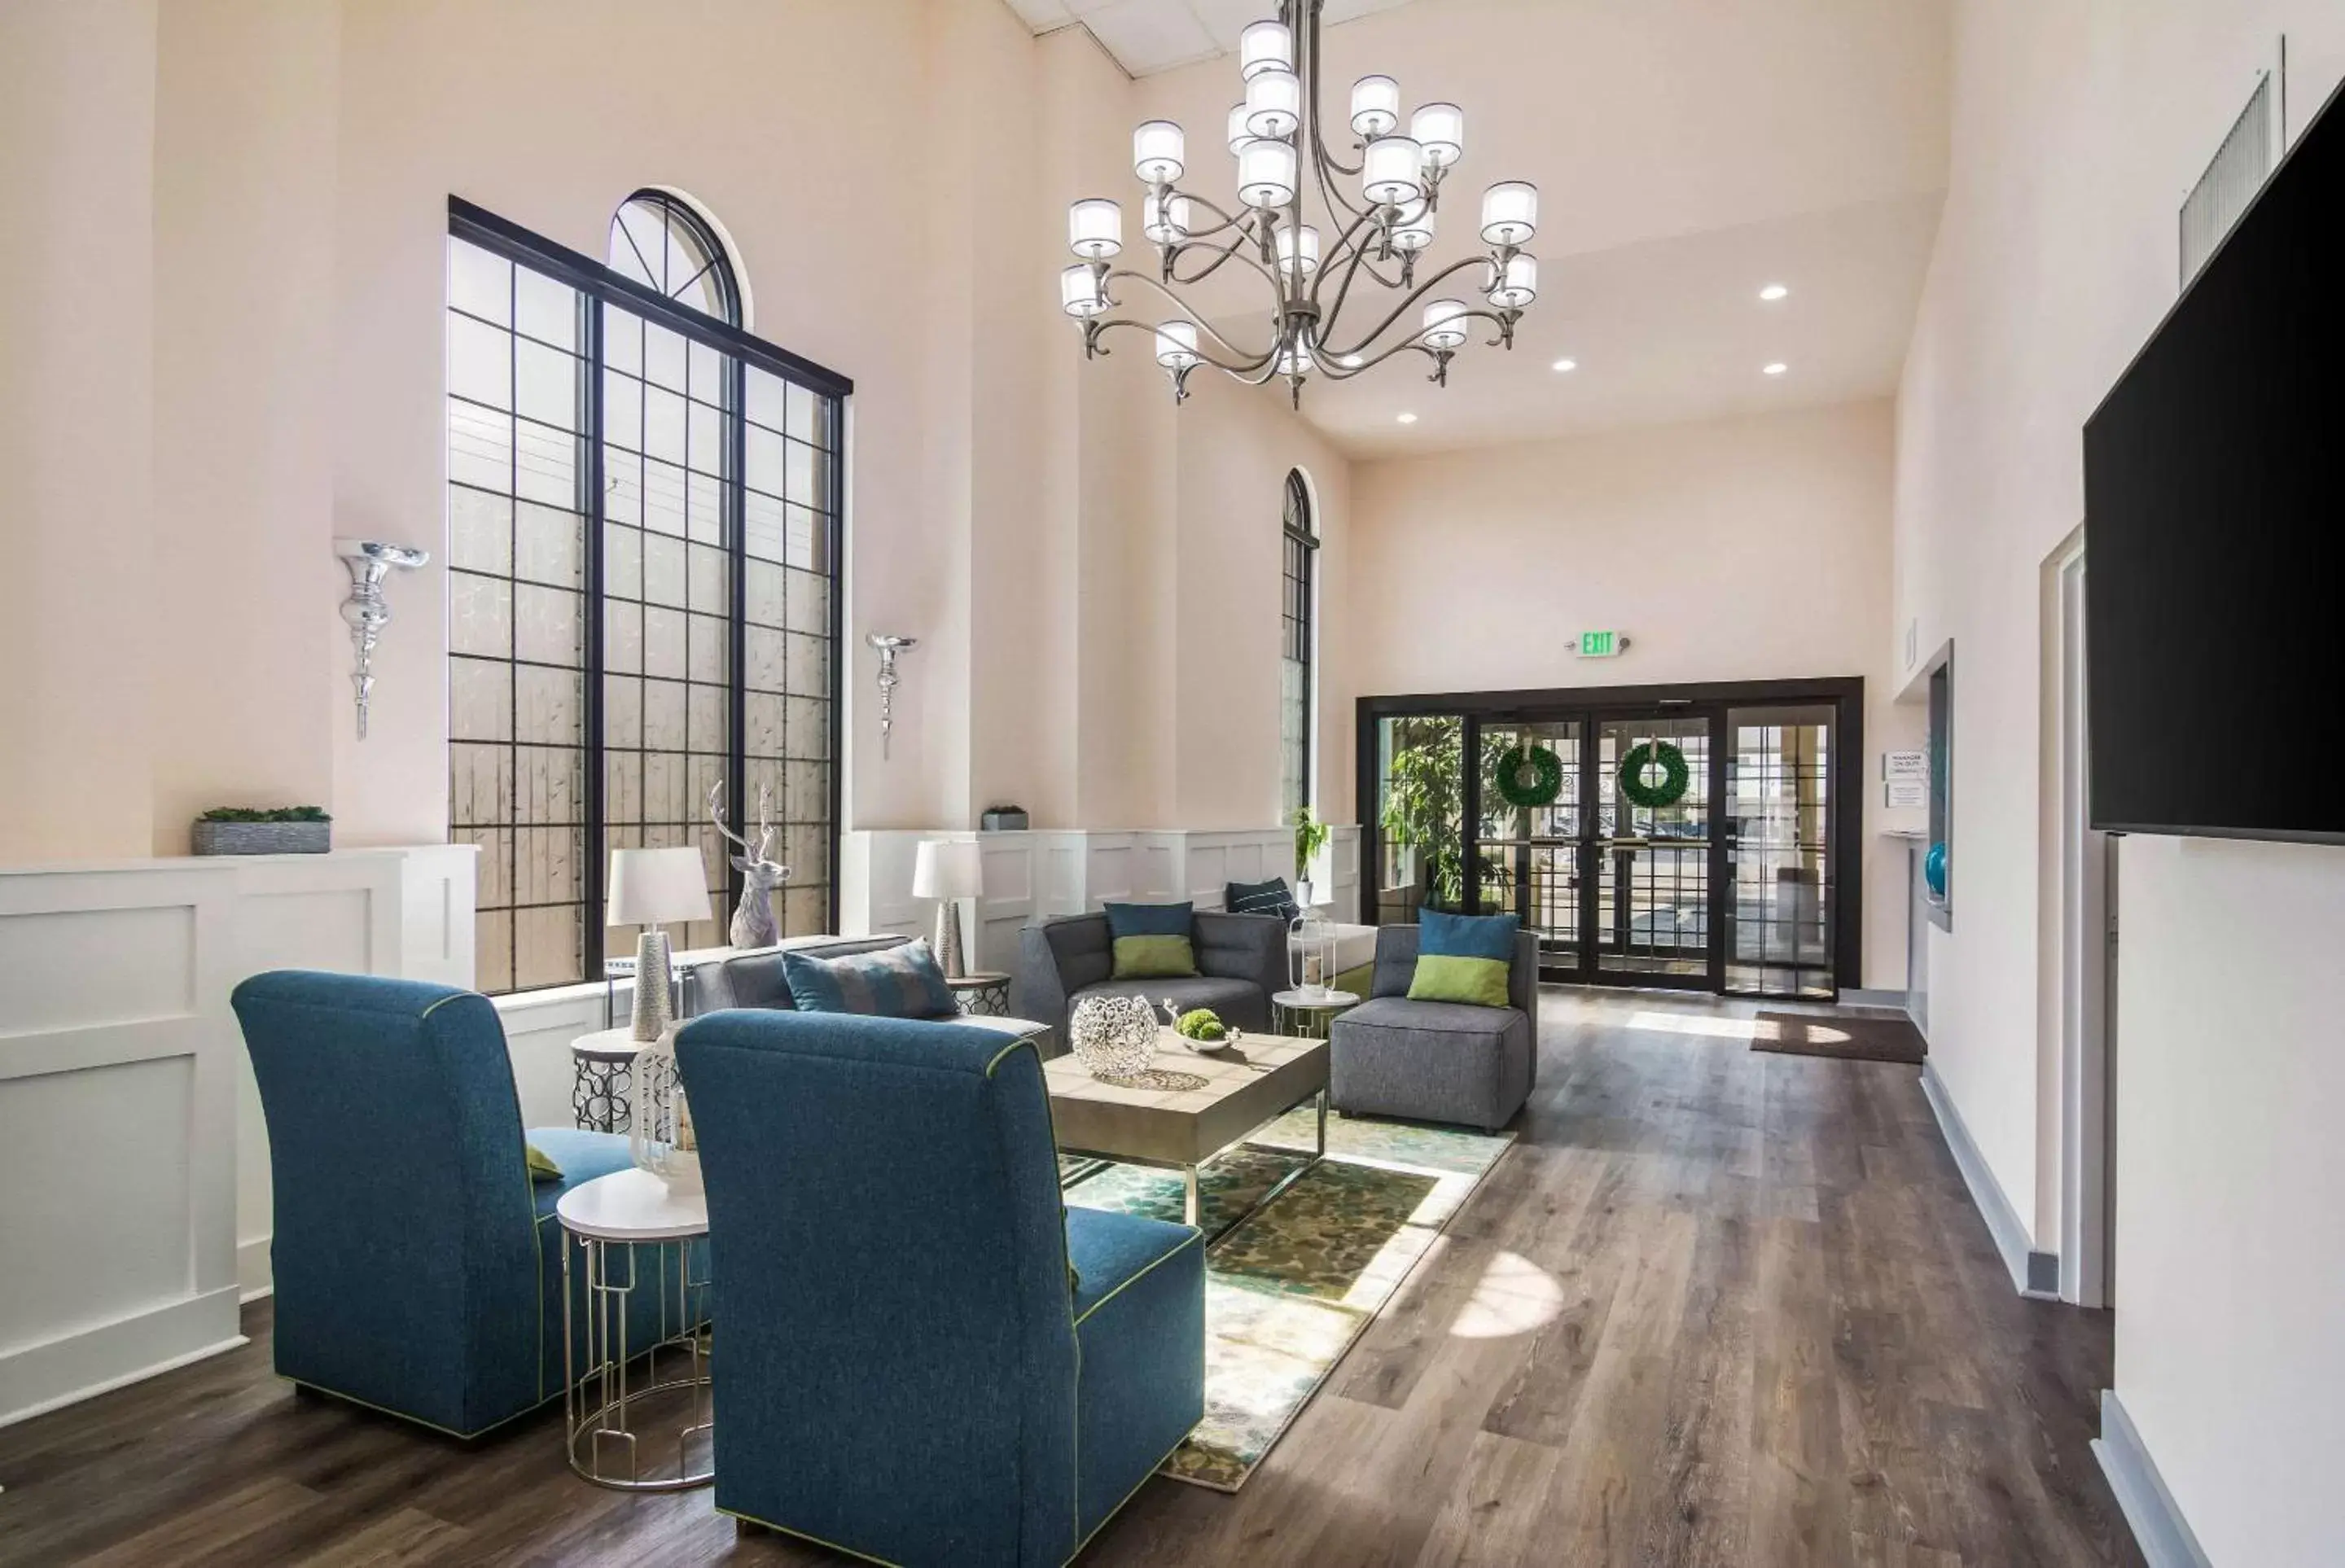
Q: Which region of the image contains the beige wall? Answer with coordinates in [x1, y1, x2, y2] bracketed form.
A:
[1352, 401, 1918, 986]
[1895, 3, 2345, 1562]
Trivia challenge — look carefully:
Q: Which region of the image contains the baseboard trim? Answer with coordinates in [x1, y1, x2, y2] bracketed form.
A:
[2092, 1391, 2211, 1568]
[1918, 1062, 2061, 1299]
[0, 1287, 247, 1428]
[1843, 987, 1909, 1010]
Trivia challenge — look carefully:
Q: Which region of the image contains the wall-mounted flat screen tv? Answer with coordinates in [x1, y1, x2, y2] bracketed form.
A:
[2085, 82, 2345, 842]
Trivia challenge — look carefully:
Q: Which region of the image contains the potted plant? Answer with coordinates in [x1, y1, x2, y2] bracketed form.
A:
[191, 806, 332, 856]
[1291, 805, 1330, 900]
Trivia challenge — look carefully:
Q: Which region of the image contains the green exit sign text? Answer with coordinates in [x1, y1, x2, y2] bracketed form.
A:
[1577, 630, 1628, 658]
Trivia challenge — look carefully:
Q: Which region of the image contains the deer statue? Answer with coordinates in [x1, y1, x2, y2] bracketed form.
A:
[708, 781, 789, 949]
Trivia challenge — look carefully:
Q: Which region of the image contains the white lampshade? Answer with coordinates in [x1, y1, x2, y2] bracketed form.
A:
[1275, 223, 1321, 278]
[1226, 102, 1252, 155]
[1420, 297, 1470, 350]
[1068, 197, 1122, 260]
[1412, 102, 1464, 168]
[1155, 320, 1201, 369]
[1362, 136, 1425, 204]
[607, 846, 712, 928]
[1059, 264, 1107, 317]
[1237, 137, 1298, 209]
[911, 839, 984, 900]
[1239, 19, 1291, 80]
[1350, 75, 1400, 138]
[1142, 190, 1192, 244]
[1488, 251, 1538, 309]
[1245, 66, 1300, 139]
[1133, 120, 1186, 184]
[1480, 180, 1538, 246]
[1390, 197, 1435, 252]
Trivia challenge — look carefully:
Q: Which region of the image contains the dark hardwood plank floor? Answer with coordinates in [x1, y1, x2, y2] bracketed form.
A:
[0, 989, 2144, 1567]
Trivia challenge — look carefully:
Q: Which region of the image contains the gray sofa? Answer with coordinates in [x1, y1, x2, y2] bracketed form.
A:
[1327, 924, 1538, 1132]
[1015, 910, 1286, 1041]
[690, 933, 1058, 1054]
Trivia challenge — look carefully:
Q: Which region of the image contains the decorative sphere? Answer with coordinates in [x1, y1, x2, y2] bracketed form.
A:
[1924, 841, 1948, 899]
[1070, 996, 1159, 1079]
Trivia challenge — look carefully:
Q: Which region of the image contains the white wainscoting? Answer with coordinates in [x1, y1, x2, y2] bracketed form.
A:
[839, 826, 1362, 975]
[0, 846, 475, 1428]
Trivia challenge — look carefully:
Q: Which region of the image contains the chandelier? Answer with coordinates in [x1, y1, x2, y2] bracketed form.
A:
[1058, 0, 1540, 408]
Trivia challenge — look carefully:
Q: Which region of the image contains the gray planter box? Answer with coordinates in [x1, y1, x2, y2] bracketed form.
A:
[191, 821, 331, 856]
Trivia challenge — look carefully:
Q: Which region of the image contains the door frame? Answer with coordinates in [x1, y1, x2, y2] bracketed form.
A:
[2052, 534, 2115, 1307]
[1357, 677, 1866, 996]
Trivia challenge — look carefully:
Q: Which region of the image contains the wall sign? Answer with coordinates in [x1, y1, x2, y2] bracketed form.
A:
[1883, 749, 1927, 781]
[1884, 778, 1928, 809]
[1576, 630, 1629, 657]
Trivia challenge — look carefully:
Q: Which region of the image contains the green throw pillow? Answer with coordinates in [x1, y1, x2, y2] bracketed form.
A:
[1111, 933, 1198, 979]
[1408, 952, 1512, 1008]
[525, 1142, 563, 1182]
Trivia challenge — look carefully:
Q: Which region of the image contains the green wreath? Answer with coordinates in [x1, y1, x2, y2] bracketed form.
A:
[1492, 745, 1565, 808]
[1619, 740, 1690, 808]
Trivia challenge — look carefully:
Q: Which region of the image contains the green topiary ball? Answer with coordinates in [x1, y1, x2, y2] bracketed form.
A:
[1176, 1008, 1225, 1040]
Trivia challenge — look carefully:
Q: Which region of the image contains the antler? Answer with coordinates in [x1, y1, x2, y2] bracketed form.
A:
[753, 783, 776, 864]
[708, 781, 756, 856]
[708, 780, 781, 867]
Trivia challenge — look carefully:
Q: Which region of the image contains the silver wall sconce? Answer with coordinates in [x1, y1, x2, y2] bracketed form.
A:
[866, 633, 918, 759]
[335, 538, 429, 740]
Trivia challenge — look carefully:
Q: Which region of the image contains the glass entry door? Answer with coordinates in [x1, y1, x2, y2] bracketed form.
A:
[1475, 720, 1585, 978]
[1589, 712, 1717, 988]
[1723, 704, 1835, 997]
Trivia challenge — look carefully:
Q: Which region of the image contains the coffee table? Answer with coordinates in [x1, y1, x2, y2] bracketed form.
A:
[1046, 1028, 1329, 1236]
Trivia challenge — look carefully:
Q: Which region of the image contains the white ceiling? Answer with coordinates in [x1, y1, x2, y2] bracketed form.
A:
[1004, 0, 1418, 78]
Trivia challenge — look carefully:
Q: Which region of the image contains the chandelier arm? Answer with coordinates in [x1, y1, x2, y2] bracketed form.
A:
[1167, 228, 1263, 287]
[1089, 317, 1278, 375]
[1102, 270, 1280, 361]
[1160, 188, 1256, 243]
[1315, 337, 1444, 379]
[1300, 0, 1365, 181]
[1320, 253, 1497, 361]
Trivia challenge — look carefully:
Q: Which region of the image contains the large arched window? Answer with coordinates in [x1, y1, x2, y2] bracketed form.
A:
[446, 191, 848, 992]
[1281, 468, 1318, 822]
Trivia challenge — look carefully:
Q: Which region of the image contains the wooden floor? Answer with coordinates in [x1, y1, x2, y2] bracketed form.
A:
[0, 989, 2144, 1568]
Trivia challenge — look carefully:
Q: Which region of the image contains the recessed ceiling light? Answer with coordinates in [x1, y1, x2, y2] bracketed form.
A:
[1762, 361, 1789, 376]
[1396, 411, 1418, 424]
[1759, 283, 1790, 301]
[1550, 357, 1577, 372]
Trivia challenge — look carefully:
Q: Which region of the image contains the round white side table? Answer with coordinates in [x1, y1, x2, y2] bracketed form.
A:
[557, 1167, 712, 1491]
[1271, 987, 1361, 1040]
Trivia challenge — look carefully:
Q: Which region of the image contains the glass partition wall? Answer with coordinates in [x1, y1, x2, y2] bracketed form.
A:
[1363, 681, 1861, 998]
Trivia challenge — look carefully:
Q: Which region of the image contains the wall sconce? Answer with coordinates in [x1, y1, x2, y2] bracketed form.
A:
[335, 538, 428, 740]
[866, 633, 918, 759]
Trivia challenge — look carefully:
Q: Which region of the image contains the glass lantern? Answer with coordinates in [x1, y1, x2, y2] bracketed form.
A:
[1288, 900, 1335, 999]
[629, 1025, 701, 1194]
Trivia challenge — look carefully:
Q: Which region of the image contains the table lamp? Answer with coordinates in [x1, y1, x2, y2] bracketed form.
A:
[911, 839, 983, 979]
[607, 846, 712, 1041]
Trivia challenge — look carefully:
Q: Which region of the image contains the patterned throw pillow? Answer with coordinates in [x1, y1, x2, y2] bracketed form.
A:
[782, 938, 958, 1018]
[1102, 900, 1199, 980]
[1225, 876, 1301, 922]
[1407, 909, 1519, 1009]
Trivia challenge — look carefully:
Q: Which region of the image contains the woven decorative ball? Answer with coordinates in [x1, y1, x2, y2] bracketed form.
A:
[1069, 995, 1159, 1080]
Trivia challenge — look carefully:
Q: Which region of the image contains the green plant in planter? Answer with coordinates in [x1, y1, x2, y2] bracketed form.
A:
[198, 806, 332, 823]
[1291, 806, 1330, 883]
[1379, 716, 1467, 910]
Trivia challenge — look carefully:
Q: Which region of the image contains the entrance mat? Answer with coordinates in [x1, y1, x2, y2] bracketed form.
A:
[1063, 1108, 1514, 1491]
[1752, 1010, 1926, 1065]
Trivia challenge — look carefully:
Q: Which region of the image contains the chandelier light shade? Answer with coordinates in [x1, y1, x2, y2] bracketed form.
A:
[1350, 74, 1400, 138]
[1480, 181, 1539, 246]
[1058, 1, 1540, 407]
[1413, 102, 1466, 168]
[1068, 197, 1122, 260]
[1239, 19, 1292, 79]
[1133, 120, 1186, 184]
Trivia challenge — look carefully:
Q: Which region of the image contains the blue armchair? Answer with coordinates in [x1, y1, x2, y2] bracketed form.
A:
[676, 1008, 1205, 1566]
[230, 970, 688, 1438]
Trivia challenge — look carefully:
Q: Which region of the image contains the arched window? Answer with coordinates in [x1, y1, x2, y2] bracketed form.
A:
[607, 191, 740, 325]
[446, 191, 848, 992]
[1281, 468, 1318, 822]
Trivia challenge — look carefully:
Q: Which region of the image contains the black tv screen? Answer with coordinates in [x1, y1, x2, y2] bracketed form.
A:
[2085, 83, 2345, 843]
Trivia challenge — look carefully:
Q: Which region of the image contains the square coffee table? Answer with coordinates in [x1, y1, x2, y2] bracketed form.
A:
[1046, 1027, 1329, 1235]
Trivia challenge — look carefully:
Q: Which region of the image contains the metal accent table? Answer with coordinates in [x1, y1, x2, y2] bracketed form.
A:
[946, 970, 1014, 1017]
[1271, 988, 1361, 1040]
[557, 1167, 712, 1491]
[569, 1027, 647, 1133]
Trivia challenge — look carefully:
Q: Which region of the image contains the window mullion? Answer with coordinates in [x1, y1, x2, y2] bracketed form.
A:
[582, 290, 607, 982]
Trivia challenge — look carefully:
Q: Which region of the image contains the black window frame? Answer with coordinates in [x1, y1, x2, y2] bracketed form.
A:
[1282, 467, 1318, 822]
[447, 195, 853, 992]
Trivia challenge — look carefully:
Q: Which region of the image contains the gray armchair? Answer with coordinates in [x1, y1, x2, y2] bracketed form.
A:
[1326, 924, 1538, 1132]
[1015, 910, 1286, 1041]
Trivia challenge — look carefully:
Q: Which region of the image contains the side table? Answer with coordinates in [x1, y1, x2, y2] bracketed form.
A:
[570, 1027, 647, 1133]
[946, 970, 1014, 1017]
[558, 1167, 713, 1491]
[1270, 988, 1361, 1040]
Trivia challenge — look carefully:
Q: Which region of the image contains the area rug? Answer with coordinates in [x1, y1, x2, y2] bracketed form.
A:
[1063, 1108, 1514, 1491]
[1752, 1009, 1927, 1065]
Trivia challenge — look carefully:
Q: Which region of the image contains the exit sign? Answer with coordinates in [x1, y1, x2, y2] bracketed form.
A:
[1577, 630, 1628, 658]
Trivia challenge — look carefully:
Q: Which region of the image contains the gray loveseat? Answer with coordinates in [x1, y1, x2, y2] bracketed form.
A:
[1015, 910, 1286, 1041]
[1327, 924, 1539, 1132]
[689, 934, 1058, 1054]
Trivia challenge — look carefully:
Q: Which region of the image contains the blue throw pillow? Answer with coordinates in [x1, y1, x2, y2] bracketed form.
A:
[1225, 877, 1300, 922]
[1102, 900, 1198, 979]
[782, 937, 957, 1019]
[1409, 909, 1519, 1008]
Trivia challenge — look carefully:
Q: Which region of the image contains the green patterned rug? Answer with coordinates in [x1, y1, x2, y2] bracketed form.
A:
[1063, 1107, 1514, 1491]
